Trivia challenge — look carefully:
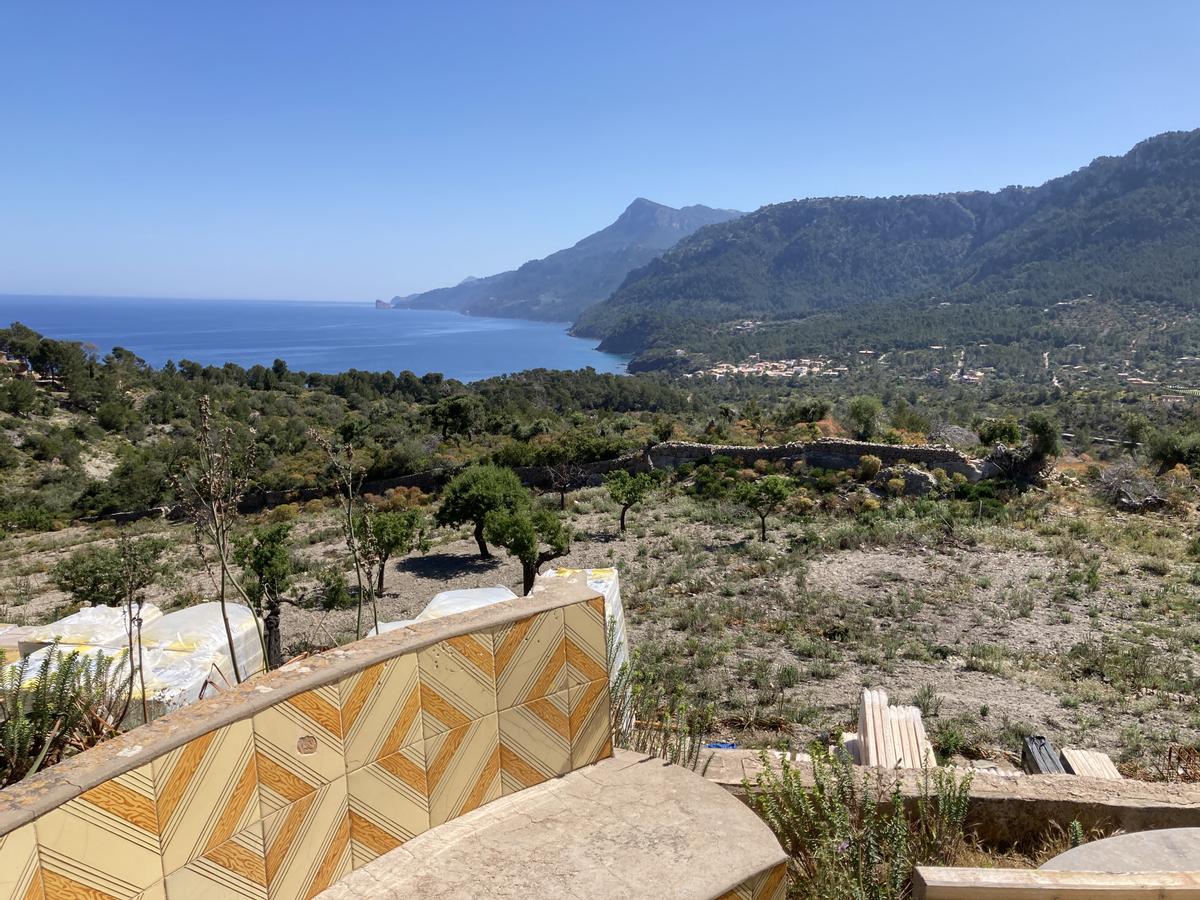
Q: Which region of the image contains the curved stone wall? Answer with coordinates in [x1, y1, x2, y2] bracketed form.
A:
[0, 577, 610, 900]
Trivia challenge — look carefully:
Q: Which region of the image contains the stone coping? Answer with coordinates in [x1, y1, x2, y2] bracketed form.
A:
[0, 575, 602, 836]
[315, 750, 789, 900]
[700, 750, 1200, 843]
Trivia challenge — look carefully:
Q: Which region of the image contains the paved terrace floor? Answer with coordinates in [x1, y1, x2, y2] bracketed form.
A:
[317, 750, 788, 900]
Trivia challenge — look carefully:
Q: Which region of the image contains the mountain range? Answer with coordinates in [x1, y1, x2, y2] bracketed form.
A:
[574, 128, 1200, 368]
[385, 198, 742, 322]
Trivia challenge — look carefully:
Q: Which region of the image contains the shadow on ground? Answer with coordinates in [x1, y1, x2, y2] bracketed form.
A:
[400, 552, 503, 578]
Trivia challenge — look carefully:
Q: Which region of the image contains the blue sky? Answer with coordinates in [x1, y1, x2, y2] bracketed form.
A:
[1, 1, 1197, 301]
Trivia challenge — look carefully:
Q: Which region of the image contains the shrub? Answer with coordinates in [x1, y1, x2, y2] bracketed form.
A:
[746, 747, 972, 899]
[858, 454, 882, 480]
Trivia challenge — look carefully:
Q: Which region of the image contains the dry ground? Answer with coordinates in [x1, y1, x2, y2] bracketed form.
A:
[2, 480, 1197, 774]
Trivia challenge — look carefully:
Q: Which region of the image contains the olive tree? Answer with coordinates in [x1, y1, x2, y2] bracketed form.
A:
[359, 508, 428, 594]
[604, 470, 661, 533]
[484, 506, 571, 594]
[436, 465, 528, 558]
[735, 475, 793, 542]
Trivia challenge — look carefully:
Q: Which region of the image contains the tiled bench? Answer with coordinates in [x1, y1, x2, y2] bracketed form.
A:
[0, 576, 787, 900]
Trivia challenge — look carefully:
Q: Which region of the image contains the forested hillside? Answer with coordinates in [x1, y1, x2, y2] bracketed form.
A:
[574, 129, 1200, 366]
[390, 198, 741, 322]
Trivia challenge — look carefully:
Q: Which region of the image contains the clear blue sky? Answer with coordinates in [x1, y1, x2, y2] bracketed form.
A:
[1, 1, 1197, 301]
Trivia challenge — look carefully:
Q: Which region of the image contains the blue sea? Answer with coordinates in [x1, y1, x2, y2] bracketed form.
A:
[0, 295, 627, 382]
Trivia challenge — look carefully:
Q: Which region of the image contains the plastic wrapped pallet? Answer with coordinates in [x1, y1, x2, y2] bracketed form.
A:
[19, 603, 163, 656]
[3, 642, 239, 725]
[0, 625, 35, 662]
[137, 602, 265, 681]
[415, 587, 517, 622]
[537, 567, 630, 681]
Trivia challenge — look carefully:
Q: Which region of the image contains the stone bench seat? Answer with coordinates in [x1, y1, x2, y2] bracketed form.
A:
[316, 750, 788, 900]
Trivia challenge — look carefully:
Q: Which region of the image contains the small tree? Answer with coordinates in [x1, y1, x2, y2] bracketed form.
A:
[484, 506, 571, 594]
[360, 508, 427, 594]
[52, 535, 166, 723]
[743, 398, 769, 443]
[846, 396, 884, 441]
[436, 465, 528, 558]
[1026, 412, 1061, 458]
[173, 396, 260, 681]
[736, 475, 793, 541]
[431, 395, 483, 443]
[310, 432, 377, 639]
[605, 470, 660, 533]
[545, 462, 587, 510]
[975, 416, 1021, 446]
[233, 523, 293, 669]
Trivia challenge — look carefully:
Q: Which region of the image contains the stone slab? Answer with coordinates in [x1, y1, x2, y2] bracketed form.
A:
[315, 750, 788, 900]
[1042, 827, 1200, 873]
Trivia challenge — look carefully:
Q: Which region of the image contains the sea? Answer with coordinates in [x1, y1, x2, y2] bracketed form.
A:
[0, 295, 627, 382]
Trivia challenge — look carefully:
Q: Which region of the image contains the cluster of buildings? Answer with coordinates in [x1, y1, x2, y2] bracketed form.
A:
[687, 354, 844, 379]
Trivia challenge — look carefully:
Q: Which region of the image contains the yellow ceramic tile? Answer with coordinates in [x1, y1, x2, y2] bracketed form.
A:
[422, 713, 501, 827]
[338, 654, 422, 772]
[261, 777, 351, 900]
[568, 678, 612, 770]
[498, 690, 570, 795]
[564, 596, 608, 687]
[417, 633, 496, 737]
[717, 862, 788, 900]
[151, 719, 260, 875]
[491, 609, 566, 710]
[253, 685, 345, 815]
[35, 763, 163, 898]
[0, 823, 41, 900]
[163, 821, 267, 900]
[346, 743, 429, 867]
[134, 882, 167, 900]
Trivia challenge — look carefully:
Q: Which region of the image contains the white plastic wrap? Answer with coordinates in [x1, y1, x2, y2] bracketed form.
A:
[21, 603, 163, 655]
[138, 602, 264, 680]
[366, 619, 416, 637]
[415, 587, 518, 622]
[3, 642, 238, 725]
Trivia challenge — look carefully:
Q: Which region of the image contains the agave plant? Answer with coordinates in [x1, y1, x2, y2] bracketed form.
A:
[0, 645, 129, 787]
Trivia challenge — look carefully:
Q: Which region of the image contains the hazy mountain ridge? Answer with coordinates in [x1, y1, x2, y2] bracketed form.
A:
[573, 129, 1200, 362]
[389, 198, 742, 322]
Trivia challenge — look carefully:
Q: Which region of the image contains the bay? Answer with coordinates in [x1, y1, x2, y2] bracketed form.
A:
[0, 295, 627, 382]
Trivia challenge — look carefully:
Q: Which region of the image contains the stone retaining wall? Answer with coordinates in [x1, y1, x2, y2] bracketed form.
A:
[649, 439, 984, 480]
[701, 750, 1200, 847]
[87, 437, 984, 525]
[0, 577, 610, 900]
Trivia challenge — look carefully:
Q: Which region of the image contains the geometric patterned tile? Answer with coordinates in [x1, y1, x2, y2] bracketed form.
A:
[253, 685, 345, 815]
[35, 763, 163, 898]
[163, 821, 267, 900]
[0, 823, 41, 900]
[151, 719, 260, 875]
[338, 655, 422, 772]
[346, 743, 429, 867]
[422, 713, 501, 827]
[716, 862, 788, 900]
[567, 678, 612, 770]
[492, 609, 566, 711]
[564, 596, 607, 688]
[417, 634, 496, 738]
[134, 883, 167, 900]
[262, 777, 351, 900]
[498, 690, 570, 795]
